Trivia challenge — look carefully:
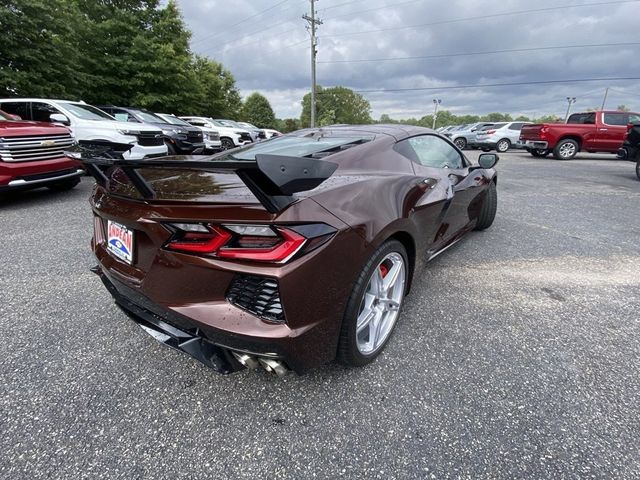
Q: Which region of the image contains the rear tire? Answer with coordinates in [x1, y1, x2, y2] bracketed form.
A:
[496, 139, 511, 153]
[454, 137, 467, 149]
[553, 139, 579, 160]
[47, 177, 80, 192]
[337, 240, 408, 367]
[474, 181, 497, 230]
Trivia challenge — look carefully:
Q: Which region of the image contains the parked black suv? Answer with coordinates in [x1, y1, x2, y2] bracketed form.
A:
[98, 106, 204, 154]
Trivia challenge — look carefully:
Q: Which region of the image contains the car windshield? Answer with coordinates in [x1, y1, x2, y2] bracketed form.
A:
[225, 135, 370, 161]
[158, 114, 193, 127]
[214, 119, 241, 128]
[239, 122, 257, 129]
[60, 102, 115, 121]
[131, 109, 165, 124]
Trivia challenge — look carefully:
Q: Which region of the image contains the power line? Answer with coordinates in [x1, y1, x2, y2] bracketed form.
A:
[321, 0, 640, 38]
[201, 26, 301, 57]
[608, 87, 640, 99]
[324, 0, 425, 20]
[342, 77, 640, 94]
[191, 0, 295, 47]
[317, 42, 640, 64]
[320, 0, 365, 12]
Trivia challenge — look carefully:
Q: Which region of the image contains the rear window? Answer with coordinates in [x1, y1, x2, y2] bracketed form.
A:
[603, 113, 627, 126]
[567, 113, 595, 124]
[224, 135, 371, 160]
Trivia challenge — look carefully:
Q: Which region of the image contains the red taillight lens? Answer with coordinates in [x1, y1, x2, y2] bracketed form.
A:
[167, 225, 232, 254]
[165, 223, 333, 263]
[218, 228, 305, 262]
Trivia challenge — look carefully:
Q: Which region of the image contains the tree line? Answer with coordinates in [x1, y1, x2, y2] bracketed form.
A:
[0, 0, 277, 127]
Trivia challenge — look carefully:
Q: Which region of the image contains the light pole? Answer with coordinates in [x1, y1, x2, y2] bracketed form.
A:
[564, 97, 576, 122]
[432, 99, 441, 129]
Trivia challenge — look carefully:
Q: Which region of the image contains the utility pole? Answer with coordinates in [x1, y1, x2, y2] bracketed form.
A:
[564, 97, 576, 122]
[432, 99, 441, 129]
[600, 87, 609, 110]
[303, 1, 322, 128]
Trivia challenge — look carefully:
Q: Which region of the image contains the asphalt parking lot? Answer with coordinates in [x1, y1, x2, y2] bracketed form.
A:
[1, 151, 639, 479]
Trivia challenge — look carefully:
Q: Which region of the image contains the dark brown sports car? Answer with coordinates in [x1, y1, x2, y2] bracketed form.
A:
[74, 125, 499, 376]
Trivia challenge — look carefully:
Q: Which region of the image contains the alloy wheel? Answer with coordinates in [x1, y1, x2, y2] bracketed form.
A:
[559, 142, 576, 159]
[356, 252, 406, 355]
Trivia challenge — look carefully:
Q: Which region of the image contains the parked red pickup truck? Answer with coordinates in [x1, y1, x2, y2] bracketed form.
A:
[519, 110, 640, 160]
[0, 109, 83, 195]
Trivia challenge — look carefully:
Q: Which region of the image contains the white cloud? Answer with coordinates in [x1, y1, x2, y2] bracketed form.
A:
[178, 0, 640, 119]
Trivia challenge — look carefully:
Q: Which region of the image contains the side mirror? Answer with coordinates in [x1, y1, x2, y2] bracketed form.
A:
[50, 113, 70, 125]
[478, 153, 499, 169]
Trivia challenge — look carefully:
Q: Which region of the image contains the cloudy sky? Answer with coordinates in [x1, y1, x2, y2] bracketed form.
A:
[178, 0, 640, 120]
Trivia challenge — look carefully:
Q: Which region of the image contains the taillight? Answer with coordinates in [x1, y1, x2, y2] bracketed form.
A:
[164, 223, 335, 263]
[539, 126, 549, 139]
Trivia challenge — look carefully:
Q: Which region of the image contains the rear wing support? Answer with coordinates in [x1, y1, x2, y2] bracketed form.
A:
[68, 141, 338, 213]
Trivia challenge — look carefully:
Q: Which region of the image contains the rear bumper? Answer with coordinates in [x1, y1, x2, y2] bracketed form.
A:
[522, 140, 549, 150]
[94, 265, 333, 374]
[0, 156, 83, 191]
[96, 267, 246, 374]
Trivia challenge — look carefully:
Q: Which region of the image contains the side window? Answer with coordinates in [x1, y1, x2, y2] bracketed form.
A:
[31, 102, 62, 122]
[403, 135, 465, 169]
[603, 113, 628, 126]
[629, 113, 640, 124]
[509, 122, 524, 130]
[0, 102, 29, 120]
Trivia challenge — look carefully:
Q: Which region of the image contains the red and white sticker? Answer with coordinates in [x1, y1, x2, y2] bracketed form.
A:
[107, 220, 134, 264]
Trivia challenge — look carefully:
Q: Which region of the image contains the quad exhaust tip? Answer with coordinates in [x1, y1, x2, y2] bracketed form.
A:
[232, 352, 289, 377]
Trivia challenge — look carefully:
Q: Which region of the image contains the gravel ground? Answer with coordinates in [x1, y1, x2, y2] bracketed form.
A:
[1, 151, 639, 479]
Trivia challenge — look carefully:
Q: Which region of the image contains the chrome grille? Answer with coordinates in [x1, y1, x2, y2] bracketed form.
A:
[0, 133, 75, 163]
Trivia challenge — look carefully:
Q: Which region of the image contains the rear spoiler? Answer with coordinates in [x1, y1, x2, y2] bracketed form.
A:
[67, 141, 338, 213]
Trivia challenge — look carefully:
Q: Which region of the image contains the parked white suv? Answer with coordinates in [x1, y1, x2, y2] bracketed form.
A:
[475, 122, 532, 152]
[0, 99, 167, 159]
[180, 116, 253, 149]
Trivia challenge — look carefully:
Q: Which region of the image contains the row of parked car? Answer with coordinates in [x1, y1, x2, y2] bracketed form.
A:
[0, 97, 282, 195]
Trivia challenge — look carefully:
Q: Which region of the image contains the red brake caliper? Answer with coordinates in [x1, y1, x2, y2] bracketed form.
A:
[379, 264, 389, 278]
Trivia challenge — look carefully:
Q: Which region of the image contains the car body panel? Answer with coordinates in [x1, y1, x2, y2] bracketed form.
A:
[82, 125, 497, 373]
[519, 111, 640, 154]
[0, 113, 83, 191]
[0, 99, 168, 159]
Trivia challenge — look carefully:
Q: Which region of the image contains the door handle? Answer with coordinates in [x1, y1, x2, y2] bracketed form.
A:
[599, 128, 608, 131]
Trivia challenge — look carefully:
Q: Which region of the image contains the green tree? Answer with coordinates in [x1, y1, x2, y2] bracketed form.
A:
[241, 92, 276, 127]
[482, 112, 513, 122]
[0, 0, 85, 97]
[379, 114, 397, 124]
[515, 115, 531, 121]
[188, 56, 241, 117]
[300, 86, 372, 127]
[617, 104, 630, 112]
[277, 118, 300, 133]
